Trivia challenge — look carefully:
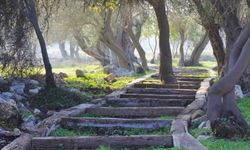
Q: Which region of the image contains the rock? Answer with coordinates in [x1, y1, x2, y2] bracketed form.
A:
[113, 68, 132, 77]
[68, 88, 81, 93]
[235, 85, 244, 99]
[135, 65, 145, 74]
[10, 81, 25, 95]
[58, 72, 68, 78]
[75, 69, 85, 78]
[103, 65, 113, 74]
[29, 87, 42, 95]
[191, 109, 205, 120]
[0, 100, 20, 126]
[33, 108, 41, 116]
[244, 92, 250, 98]
[16, 102, 29, 112]
[198, 120, 211, 129]
[0, 77, 8, 85]
[192, 115, 208, 128]
[13, 128, 21, 135]
[0, 92, 14, 100]
[14, 94, 25, 101]
[28, 79, 40, 86]
[197, 135, 211, 141]
[104, 73, 117, 83]
[21, 115, 36, 130]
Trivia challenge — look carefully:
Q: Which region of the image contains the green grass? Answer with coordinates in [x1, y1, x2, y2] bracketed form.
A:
[27, 87, 91, 112]
[50, 126, 171, 136]
[237, 98, 250, 125]
[64, 70, 155, 98]
[50, 64, 101, 77]
[189, 98, 250, 150]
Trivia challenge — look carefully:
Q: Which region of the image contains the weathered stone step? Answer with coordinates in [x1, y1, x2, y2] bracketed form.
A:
[120, 93, 195, 99]
[177, 78, 204, 82]
[86, 107, 184, 117]
[142, 80, 200, 83]
[32, 135, 173, 149]
[133, 83, 200, 89]
[106, 98, 194, 107]
[61, 117, 172, 129]
[126, 88, 196, 95]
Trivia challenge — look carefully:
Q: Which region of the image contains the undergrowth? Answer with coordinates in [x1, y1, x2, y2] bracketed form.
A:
[27, 87, 91, 112]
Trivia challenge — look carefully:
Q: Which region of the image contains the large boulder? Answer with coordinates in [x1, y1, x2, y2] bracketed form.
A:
[29, 87, 42, 95]
[10, 80, 25, 95]
[235, 85, 244, 99]
[113, 68, 133, 77]
[0, 100, 20, 127]
[0, 77, 8, 85]
[75, 69, 86, 78]
[104, 73, 117, 83]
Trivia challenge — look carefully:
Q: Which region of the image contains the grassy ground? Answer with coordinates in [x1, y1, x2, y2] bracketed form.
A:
[28, 64, 155, 112]
[190, 98, 250, 150]
[50, 126, 171, 136]
[27, 87, 91, 112]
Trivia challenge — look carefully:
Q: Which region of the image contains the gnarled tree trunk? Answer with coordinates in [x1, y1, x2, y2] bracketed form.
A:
[186, 33, 209, 66]
[59, 42, 69, 59]
[207, 0, 250, 137]
[100, 10, 135, 70]
[178, 29, 186, 67]
[208, 22, 250, 137]
[192, 0, 226, 74]
[147, 0, 176, 84]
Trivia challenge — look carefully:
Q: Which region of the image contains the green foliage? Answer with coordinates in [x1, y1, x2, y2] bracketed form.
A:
[20, 111, 32, 119]
[189, 98, 250, 150]
[27, 87, 91, 112]
[201, 138, 250, 150]
[50, 126, 171, 136]
[238, 98, 250, 125]
[64, 72, 135, 98]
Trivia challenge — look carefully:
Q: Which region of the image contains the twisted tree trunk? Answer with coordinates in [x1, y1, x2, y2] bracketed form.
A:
[192, 0, 226, 74]
[208, 22, 250, 136]
[147, 0, 176, 84]
[178, 29, 186, 67]
[59, 42, 69, 59]
[187, 33, 209, 66]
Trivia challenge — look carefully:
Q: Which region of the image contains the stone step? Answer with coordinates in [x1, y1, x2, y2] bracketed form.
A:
[32, 135, 173, 149]
[105, 98, 194, 107]
[60, 117, 172, 129]
[133, 83, 200, 89]
[126, 88, 197, 95]
[86, 107, 184, 118]
[120, 93, 195, 99]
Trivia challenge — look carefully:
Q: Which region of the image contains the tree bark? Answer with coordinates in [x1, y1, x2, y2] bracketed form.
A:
[74, 34, 110, 66]
[187, 33, 209, 66]
[208, 23, 250, 134]
[147, 0, 176, 84]
[100, 10, 134, 70]
[192, 0, 226, 74]
[69, 40, 76, 59]
[125, 25, 149, 70]
[178, 29, 186, 67]
[59, 42, 69, 59]
[24, 0, 56, 88]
